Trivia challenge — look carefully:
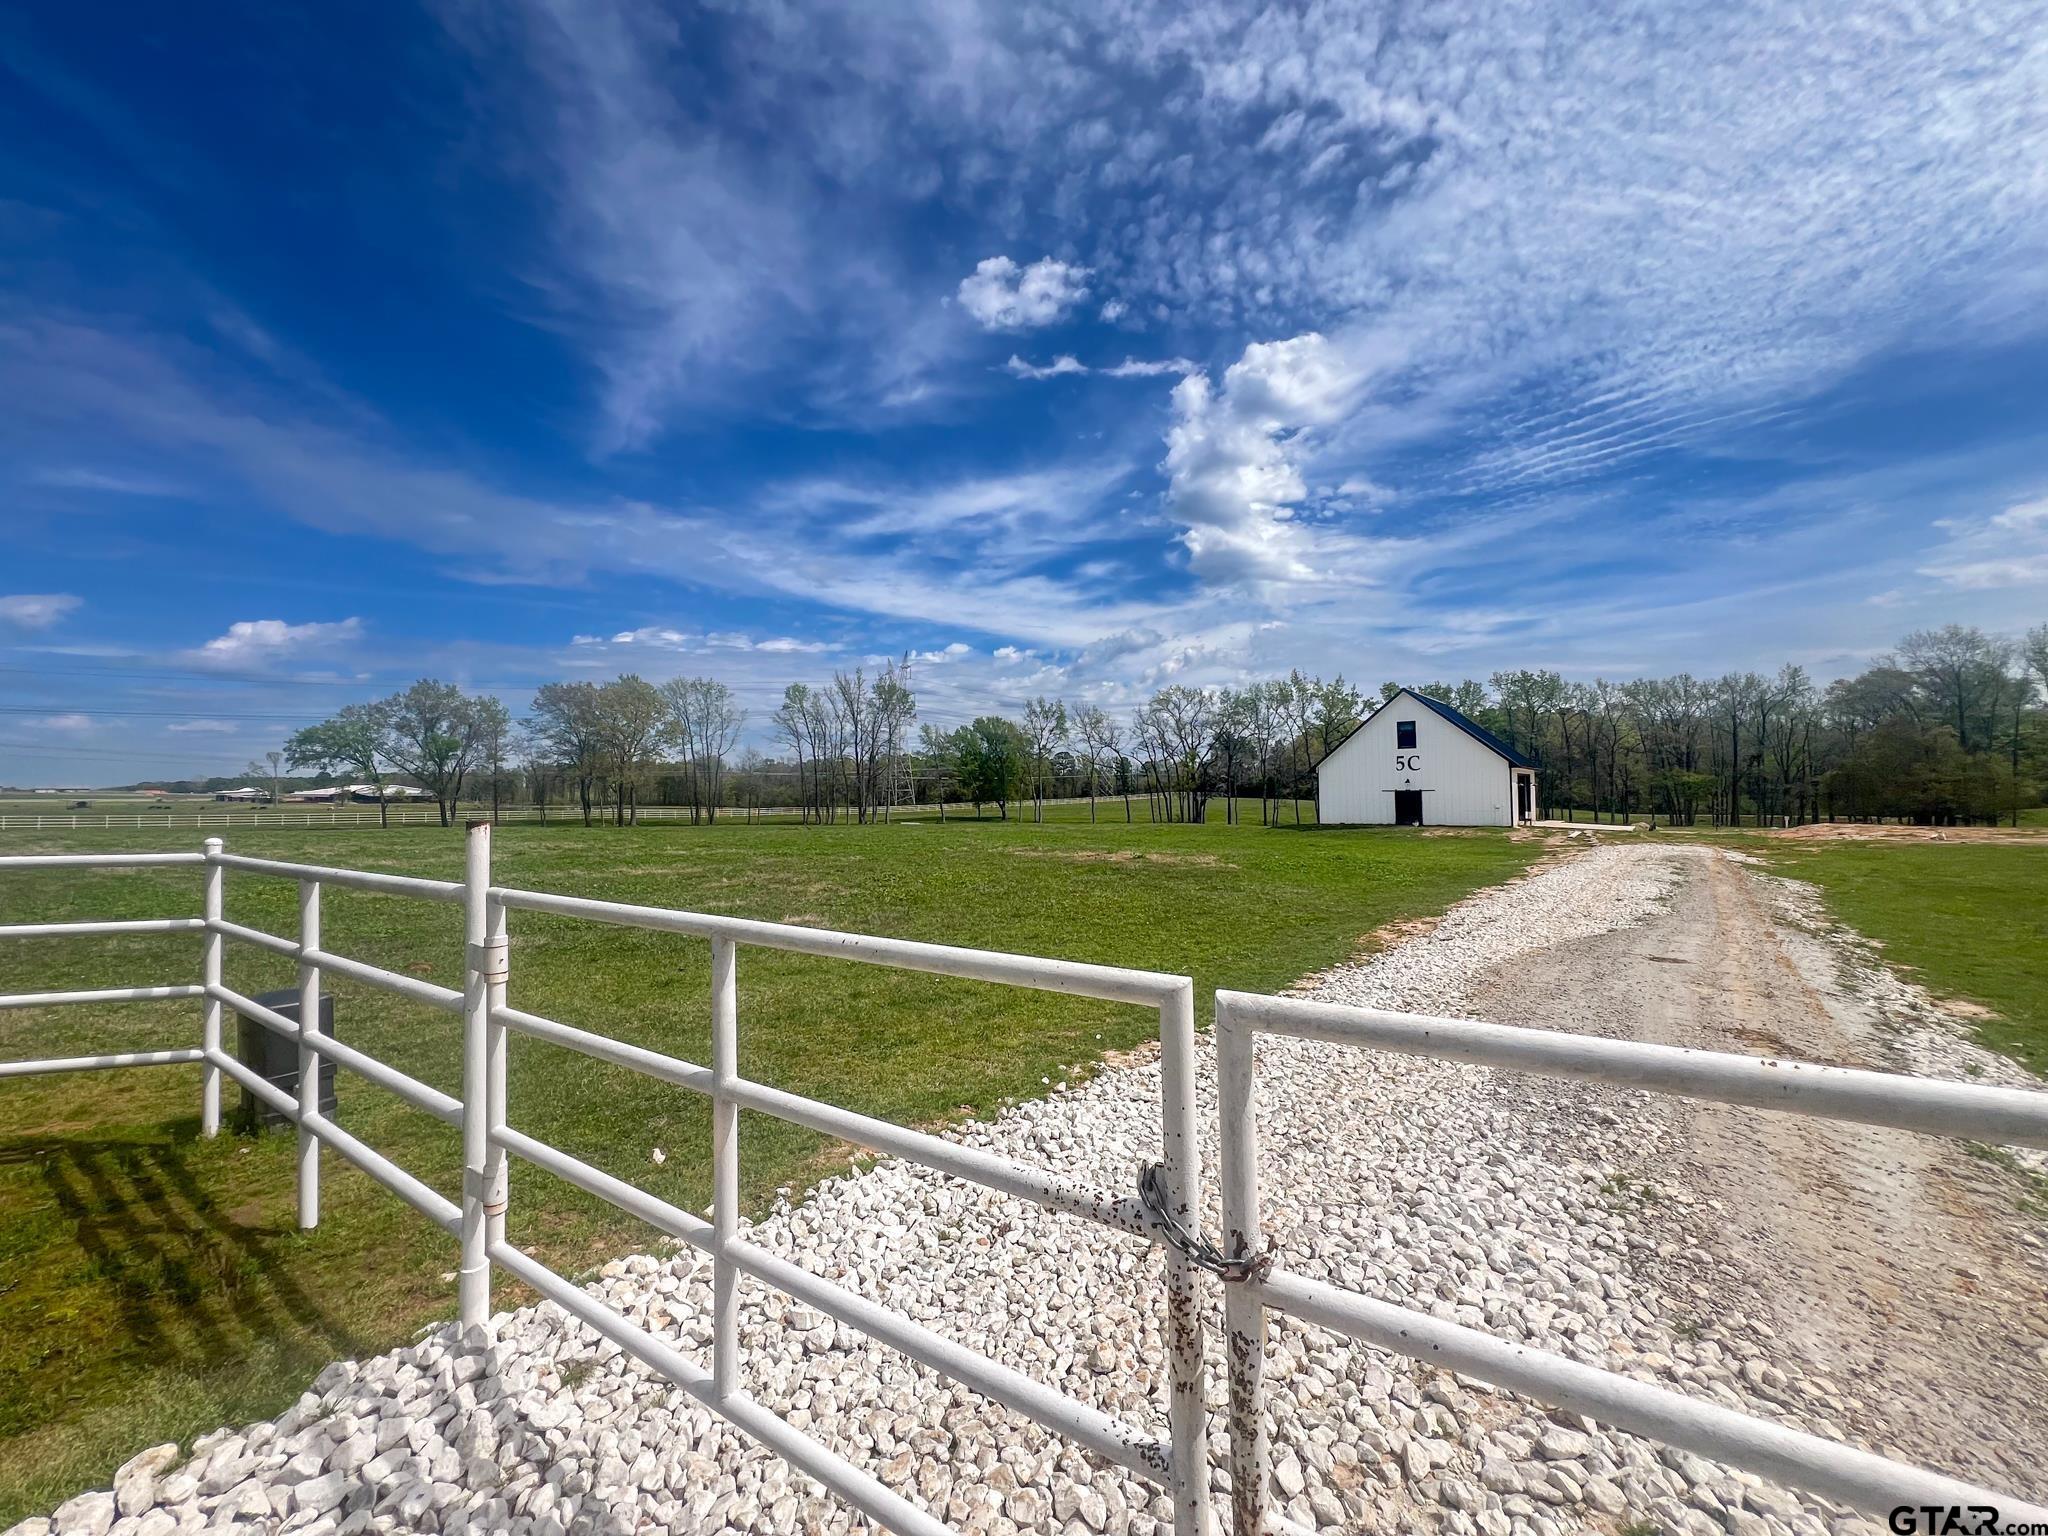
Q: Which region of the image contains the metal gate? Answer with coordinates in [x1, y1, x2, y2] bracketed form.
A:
[1212, 990, 2048, 1535]
[0, 827, 1209, 1536]
[7, 835, 2048, 1535]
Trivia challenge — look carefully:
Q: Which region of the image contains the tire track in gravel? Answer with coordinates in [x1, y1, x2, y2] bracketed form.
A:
[1463, 844, 2048, 1498]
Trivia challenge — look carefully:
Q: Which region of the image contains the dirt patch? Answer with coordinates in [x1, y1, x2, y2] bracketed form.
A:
[1770, 822, 2048, 844]
[1100, 1039, 1162, 1070]
[1004, 849, 1234, 868]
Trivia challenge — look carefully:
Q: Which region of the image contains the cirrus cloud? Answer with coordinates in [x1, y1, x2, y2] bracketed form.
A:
[0, 593, 83, 630]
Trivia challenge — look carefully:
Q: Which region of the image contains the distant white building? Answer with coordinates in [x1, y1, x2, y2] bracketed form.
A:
[1316, 688, 1537, 827]
[214, 786, 270, 803]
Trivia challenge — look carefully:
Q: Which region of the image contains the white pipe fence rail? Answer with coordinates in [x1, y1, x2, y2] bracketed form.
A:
[1212, 990, 2048, 1536]
[0, 805, 809, 831]
[0, 828, 1210, 1536]
[7, 839, 2048, 1534]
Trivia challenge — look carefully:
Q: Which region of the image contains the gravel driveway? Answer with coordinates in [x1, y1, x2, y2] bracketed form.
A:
[22, 842, 2048, 1536]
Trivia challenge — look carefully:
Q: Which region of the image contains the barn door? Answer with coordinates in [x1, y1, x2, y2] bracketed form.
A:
[1395, 790, 1423, 825]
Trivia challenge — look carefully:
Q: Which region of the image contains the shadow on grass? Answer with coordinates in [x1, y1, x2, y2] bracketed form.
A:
[0, 1130, 372, 1439]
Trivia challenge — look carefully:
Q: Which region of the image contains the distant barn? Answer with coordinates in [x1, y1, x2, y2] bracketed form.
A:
[1317, 688, 1537, 827]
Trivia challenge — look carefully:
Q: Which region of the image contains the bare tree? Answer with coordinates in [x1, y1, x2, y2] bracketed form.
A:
[773, 684, 816, 823]
[530, 681, 605, 826]
[1075, 705, 1113, 822]
[473, 695, 513, 824]
[660, 678, 748, 823]
[1022, 696, 1067, 823]
[593, 675, 665, 825]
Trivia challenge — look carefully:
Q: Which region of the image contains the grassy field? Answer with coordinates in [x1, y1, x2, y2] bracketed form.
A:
[0, 814, 1539, 1520]
[1760, 841, 2048, 1074]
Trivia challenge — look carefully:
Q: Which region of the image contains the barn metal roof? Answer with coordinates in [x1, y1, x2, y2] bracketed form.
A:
[1406, 690, 1539, 769]
[1319, 688, 1539, 771]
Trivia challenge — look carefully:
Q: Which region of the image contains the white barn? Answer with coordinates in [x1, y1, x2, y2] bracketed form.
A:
[1317, 688, 1538, 827]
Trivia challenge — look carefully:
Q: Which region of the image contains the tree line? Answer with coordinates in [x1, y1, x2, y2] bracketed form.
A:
[281, 622, 2047, 830]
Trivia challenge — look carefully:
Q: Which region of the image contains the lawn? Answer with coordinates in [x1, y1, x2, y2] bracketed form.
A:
[0, 814, 1539, 1520]
[1761, 840, 2048, 1074]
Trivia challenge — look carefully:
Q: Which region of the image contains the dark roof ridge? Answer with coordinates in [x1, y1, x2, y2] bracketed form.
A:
[1402, 687, 1538, 769]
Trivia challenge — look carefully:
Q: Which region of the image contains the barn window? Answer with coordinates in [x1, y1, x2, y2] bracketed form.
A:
[1396, 720, 1416, 749]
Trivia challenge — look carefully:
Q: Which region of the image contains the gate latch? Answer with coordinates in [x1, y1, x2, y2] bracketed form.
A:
[1137, 1162, 1273, 1283]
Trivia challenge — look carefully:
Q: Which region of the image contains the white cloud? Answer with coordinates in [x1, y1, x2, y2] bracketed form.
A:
[31, 713, 94, 731]
[0, 593, 82, 630]
[910, 642, 973, 664]
[1004, 354, 1197, 381]
[578, 626, 831, 655]
[1102, 357, 1199, 379]
[33, 468, 185, 496]
[167, 719, 242, 734]
[1003, 353, 1087, 380]
[1917, 495, 2048, 590]
[1099, 299, 1127, 323]
[1161, 333, 1367, 584]
[956, 256, 1089, 331]
[193, 617, 364, 665]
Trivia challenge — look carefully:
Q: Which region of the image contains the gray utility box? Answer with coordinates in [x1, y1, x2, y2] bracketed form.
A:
[234, 989, 336, 1133]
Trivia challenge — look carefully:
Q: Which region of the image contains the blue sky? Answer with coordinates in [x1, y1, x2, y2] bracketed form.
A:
[4, 1, 2046, 785]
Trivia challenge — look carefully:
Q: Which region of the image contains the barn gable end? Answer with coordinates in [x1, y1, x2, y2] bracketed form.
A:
[1315, 689, 1536, 827]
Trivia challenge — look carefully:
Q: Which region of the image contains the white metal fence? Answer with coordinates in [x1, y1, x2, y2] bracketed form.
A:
[0, 828, 1208, 1536]
[1211, 991, 2048, 1535]
[6, 840, 2048, 1534]
[0, 805, 804, 831]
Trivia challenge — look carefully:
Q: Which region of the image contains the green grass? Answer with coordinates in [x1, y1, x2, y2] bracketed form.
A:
[1761, 841, 2048, 1074]
[0, 815, 1538, 1520]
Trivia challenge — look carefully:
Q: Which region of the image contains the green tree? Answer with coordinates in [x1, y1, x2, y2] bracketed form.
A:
[953, 716, 1027, 818]
[285, 704, 390, 827]
[379, 679, 498, 827]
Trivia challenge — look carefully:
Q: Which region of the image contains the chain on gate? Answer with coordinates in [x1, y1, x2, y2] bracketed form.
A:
[1137, 1162, 1274, 1283]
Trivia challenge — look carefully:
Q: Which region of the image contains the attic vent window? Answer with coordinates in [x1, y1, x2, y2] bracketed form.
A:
[1396, 720, 1417, 749]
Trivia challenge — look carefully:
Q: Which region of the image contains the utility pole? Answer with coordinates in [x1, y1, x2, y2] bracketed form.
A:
[267, 749, 283, 806]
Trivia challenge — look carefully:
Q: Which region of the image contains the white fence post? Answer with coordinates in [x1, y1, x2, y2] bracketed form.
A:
[1215, 994, 1268, 1536]
[483, 885, 509, 1255]
[711, 935, 739, 1400]
[1156, 980, 1212, 1536]
[297, 878, 322, 1229]
[459, 819, 493, 1328]
[201, 838, 223, 1136]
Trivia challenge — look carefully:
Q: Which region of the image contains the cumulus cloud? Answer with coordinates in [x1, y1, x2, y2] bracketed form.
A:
[957, 257, 1089, 331]
[192, 617, 364, 664]
[1161, 333, 1365, 584]
[0, 593, 82, 630]
[167, 719, 242, 734]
